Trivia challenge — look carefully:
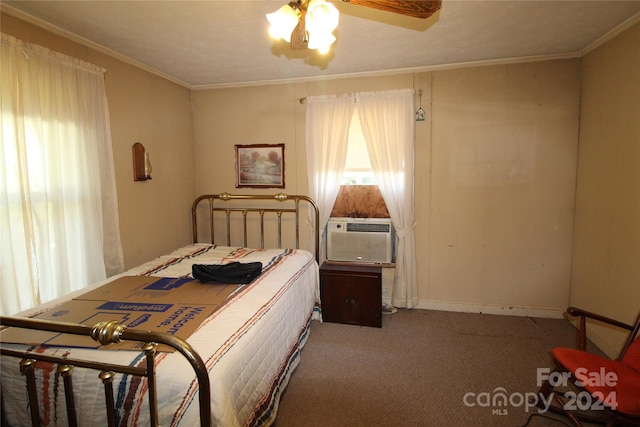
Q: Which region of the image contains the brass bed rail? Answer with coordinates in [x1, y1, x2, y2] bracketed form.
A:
[192, 192, 320, 263]
[0, 316, 212, 427]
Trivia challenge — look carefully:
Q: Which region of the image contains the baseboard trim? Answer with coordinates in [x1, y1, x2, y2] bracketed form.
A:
[415, 299, 566, 319]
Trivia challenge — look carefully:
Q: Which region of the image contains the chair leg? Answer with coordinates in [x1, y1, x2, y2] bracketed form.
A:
[535, 363, 609, 427]
[537, 373, 555, 402]
[552, 392, 585, 427]
[535, 362, 562, 411]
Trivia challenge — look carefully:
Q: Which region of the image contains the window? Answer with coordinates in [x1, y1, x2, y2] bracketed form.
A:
[341, 108, 377, 185]
[1, 33, 123, 315]
[332, 108, 388, 219]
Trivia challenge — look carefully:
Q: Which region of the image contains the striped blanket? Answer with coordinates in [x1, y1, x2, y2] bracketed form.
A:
[1, 244, 321, 426]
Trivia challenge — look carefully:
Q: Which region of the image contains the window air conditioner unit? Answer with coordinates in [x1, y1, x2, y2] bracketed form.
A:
[326, 218, 395, 263]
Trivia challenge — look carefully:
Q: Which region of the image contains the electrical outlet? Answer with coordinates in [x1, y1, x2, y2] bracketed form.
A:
[382, 287, 388, 294]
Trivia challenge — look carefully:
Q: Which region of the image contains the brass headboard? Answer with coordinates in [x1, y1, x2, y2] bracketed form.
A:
[191, 192, 320, 263]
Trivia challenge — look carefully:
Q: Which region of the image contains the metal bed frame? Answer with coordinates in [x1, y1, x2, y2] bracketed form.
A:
[192, 192, 319, 263]
[1, 316, 210, 427]
[1, 193, 320, 427]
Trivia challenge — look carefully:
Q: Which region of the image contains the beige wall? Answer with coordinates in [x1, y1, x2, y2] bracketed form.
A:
[428, 61, 581, 314]
[193, 61, 582, 316]
[2, 12, 196, 270]
[570, 22, 640, 357]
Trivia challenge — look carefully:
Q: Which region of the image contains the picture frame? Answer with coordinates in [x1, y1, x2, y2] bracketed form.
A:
[235, 143, 285, 188]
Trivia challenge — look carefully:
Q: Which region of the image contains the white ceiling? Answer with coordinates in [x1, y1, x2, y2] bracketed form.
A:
[4, 1, 640, 89]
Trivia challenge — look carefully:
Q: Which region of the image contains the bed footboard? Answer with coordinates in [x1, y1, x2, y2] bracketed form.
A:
[0, 316, 211, 427]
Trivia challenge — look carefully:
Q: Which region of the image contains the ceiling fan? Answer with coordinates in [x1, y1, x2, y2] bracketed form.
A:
[343, 0, 443, 19]
[267, 0, 442, 53]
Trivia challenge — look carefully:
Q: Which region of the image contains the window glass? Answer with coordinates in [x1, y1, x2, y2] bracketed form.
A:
[341, 108, 376, 185]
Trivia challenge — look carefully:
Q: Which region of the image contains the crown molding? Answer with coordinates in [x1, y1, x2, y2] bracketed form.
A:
[580, 11, 640, 56]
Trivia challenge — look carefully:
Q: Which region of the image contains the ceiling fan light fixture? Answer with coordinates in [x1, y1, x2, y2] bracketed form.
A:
[267, 0, 339, 53]
[266, 3, 302, 43]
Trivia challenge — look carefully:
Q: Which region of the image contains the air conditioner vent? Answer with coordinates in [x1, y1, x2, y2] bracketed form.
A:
[327, 218, 394, 263]
[346, 222, 391, 233]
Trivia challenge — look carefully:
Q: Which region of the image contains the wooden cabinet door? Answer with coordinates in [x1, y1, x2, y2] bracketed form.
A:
[320, 264, 382, 327]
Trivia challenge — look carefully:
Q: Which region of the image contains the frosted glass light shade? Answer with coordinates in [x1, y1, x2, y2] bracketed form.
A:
[307, 30, 336, 54]
[266, 4, 301, 42]
[306, 0, 339, 33]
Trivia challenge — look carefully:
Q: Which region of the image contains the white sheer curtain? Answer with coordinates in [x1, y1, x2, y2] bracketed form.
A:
[357, 89, 417, 308]
[1, 33, 124, 315]
[304, 94, 355, 262]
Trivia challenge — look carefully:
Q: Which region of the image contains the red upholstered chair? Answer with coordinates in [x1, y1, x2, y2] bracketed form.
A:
[537, 307, 640, 426]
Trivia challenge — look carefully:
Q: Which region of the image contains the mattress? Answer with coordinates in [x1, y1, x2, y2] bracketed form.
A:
[1, 244, 321, 426]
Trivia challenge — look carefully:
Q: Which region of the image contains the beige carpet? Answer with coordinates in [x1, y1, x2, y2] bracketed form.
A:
[274, 309, 606, 427]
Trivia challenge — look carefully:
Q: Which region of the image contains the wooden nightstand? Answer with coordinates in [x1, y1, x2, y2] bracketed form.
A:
[319, 262, 382, 328]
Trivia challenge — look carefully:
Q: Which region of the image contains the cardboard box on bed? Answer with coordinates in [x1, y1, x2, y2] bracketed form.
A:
[0, 276, 238, 351]
[77, 275, 238, 305]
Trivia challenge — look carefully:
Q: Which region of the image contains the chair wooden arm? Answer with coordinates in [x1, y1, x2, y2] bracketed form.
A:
[566, 306, 634, 351]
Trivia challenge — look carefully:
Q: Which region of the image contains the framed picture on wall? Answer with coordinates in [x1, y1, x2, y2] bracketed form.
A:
[235, 143, 285, 188]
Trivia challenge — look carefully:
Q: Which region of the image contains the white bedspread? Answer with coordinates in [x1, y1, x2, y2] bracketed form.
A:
[1, 244, 321, 426]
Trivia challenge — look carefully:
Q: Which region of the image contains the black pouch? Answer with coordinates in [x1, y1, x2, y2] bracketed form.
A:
[192, 262, 263, 284]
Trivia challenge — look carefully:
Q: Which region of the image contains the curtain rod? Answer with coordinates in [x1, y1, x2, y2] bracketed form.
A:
[299, 88, 415, 105]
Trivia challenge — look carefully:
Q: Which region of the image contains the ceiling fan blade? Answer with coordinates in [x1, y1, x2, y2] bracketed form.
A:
[343, 0, 442, 19]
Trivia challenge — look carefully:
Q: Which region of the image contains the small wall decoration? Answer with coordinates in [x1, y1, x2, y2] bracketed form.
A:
[132, 142, 152, 181]
[415, 89, 425, 122]
[235, 144, 285, 188]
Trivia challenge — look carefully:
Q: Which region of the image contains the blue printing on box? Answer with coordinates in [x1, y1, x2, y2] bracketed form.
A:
[97, 301, 173, 312]
[143, 277, 193, 291]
